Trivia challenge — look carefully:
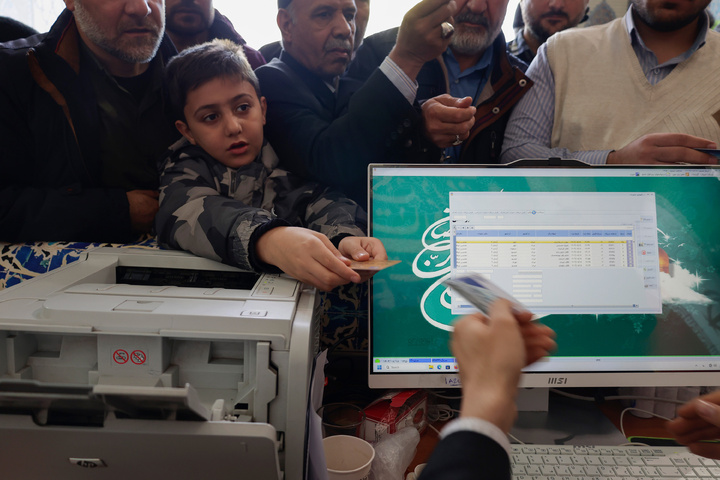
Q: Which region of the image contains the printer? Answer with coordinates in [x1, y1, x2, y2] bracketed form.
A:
[0, 247, 321, 480]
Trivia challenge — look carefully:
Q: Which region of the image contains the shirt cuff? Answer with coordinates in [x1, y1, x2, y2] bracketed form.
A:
[379, 56, 418, 105]
[440, 417, 512, 458]
[576, 150, 613, 165]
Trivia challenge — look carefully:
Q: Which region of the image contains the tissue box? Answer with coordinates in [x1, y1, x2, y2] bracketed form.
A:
[363, 390, 427, 443]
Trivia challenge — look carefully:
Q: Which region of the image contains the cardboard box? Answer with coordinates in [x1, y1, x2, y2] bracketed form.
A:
[363, 390, 427, 443]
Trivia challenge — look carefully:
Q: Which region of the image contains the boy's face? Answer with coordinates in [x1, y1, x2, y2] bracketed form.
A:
[176, 76, 266, 169]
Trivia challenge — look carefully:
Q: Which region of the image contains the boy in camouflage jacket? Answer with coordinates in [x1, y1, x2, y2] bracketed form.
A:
[156, 40, 386, 291]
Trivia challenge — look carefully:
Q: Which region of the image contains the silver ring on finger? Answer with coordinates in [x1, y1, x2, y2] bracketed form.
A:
[452, 134, 463, 146]
[441, 21, 455, 40]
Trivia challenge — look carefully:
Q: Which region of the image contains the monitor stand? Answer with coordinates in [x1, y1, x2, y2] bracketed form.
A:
[516, 388, 550, 412]
[511, 390, 628, 446]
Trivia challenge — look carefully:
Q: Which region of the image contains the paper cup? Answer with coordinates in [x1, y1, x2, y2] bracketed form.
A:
[323, 435, 375, 480]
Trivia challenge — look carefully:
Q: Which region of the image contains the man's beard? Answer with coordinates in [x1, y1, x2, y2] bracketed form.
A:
[450, 11, 502, 55]
[527, 10, 570, 43]
[74, 1, 164, 64]
[631, 0, 705, 32]
[166, 1, 210, 36]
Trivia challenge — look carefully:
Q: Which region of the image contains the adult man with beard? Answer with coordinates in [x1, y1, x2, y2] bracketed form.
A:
[349, 0, 533, 164]
[256, 0, 455, 204]
[501, 0, 720, 165]
[507, 0, 589, 64]
[0, 0, 180, 242]
[164, 0, 265, 68]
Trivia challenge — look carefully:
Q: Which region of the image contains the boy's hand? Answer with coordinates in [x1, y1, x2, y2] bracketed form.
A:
[256, 227, 361, 291]
[338, 236, 388, 282]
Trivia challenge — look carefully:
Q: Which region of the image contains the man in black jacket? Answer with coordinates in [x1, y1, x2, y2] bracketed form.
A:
[256, 0, 453, 205]
[349, 0, 533, 164]
[0, 0, 179, 242]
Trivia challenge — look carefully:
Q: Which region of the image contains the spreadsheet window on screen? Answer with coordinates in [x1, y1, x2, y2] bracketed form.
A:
[368, 166, 720, 388]
[449, 191, 662, 316]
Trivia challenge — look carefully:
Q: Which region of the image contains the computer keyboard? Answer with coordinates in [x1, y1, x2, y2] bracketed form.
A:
[511, 444, 720, 479]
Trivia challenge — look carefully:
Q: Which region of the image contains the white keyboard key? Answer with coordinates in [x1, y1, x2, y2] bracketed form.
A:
[695, 467, 713, 477]
[597, 466, 615, 476]
[645, 456, 675, 466]
[678, 466, 699, 477]
[568, 465, 585, 475]
[615, 466, 631, 476]
[528, 454, 545, 464]
[583, 465, 600, 475]
[656, 466, 682, 476]
[626, 466, 645, 476]
[643, 466, 660, 476]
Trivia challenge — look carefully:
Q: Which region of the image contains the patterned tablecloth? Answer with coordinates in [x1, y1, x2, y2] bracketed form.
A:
[0, 238, 367, 352]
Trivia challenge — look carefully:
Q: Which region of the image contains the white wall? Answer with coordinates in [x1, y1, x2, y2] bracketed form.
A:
[2, 0, 521, 48]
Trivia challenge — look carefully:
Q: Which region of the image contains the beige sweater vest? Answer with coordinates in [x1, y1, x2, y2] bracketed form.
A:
[547, 19, 720, 151]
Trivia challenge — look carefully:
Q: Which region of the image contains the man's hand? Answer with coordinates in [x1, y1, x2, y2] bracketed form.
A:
[422, 94, 476, 147]
[607, 133, 718, 165]
[127, 189, 159, 233]
[667, 391, 720, 459]
[390, 0, 457, 79]
[452, 299, 556, 433]
[255, 227, 363, 291]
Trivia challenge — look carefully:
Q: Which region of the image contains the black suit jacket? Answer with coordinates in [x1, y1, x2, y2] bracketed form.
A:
[419, 431, 512, 480]
[255, 51, 438, 205]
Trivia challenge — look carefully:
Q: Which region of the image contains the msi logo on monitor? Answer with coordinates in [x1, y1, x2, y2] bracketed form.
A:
[548, 377, 568, 385]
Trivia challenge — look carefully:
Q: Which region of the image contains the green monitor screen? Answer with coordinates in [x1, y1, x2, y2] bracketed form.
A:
[368, 165, 720, 389]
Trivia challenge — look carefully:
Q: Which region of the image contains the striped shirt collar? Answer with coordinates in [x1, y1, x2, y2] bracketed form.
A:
[624, 6, 709, 70]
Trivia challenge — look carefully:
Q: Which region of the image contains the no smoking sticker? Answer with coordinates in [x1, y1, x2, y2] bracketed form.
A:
[131, 350, 147, 365]
[113, 349, 129, 364]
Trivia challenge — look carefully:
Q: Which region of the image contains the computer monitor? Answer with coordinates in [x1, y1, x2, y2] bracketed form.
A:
[368, 164, 720, 390]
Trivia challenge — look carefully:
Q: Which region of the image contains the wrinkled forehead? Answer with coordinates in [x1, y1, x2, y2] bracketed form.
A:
[281, 0, 356, 11]
[455, 0, 512, 12]
[167, 0, 213, 9]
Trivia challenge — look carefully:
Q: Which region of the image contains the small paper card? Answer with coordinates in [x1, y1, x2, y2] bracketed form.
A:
[349, 259, 400, 271]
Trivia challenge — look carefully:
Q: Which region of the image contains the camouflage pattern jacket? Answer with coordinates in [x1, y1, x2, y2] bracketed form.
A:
[156, 139, 366, 272]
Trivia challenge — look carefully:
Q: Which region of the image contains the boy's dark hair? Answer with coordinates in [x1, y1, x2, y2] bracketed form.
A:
[166, 39, 262, 122]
